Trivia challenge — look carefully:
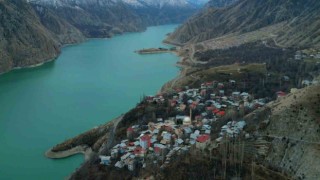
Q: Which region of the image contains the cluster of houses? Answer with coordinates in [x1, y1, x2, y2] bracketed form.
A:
[294, 50, 320, 61]
[167, 81, 267, 115]
[99, 117, 205, 171]
[99, 80, 267, 171]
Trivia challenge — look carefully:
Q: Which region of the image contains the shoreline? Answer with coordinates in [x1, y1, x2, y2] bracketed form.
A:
[0, 38, 91, 76]
[0, 25, 181, 76]
[0, 58, 58, 76]
[135, 50, 175, 55]
[13, 57, 57, 70]
[45, 115, 123, 160]
[45, 145, 93, 161]
[159, 40, 194, 93]
[41, 27, 186, 161]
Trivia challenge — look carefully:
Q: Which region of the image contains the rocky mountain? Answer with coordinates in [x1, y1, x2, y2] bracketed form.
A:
[28, 0, 146, 37]
[243, 83, 320, 179]
[166, 0, 320, 48]
[123, 0, 191, 8]
[0, 0, 205, 74]
[0, 0, 84, 74]
[188, 0, 209, 7]
[31, 4, 85, 44]
[122, 0, 209, 7]
[128, 2, 198, 25]
[28, 0, 205, 34]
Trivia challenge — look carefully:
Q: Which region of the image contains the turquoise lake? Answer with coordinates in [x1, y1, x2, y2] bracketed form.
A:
[0, 25, 179, 180]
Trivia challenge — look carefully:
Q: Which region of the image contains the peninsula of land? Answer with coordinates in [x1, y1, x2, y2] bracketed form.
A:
[135, 47, 177, 54]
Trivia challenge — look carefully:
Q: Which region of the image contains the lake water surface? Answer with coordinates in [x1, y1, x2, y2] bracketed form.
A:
[0, 25, 179, 179]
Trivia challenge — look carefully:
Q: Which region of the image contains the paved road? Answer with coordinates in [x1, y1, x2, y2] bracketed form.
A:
[105, 115, 124, 151]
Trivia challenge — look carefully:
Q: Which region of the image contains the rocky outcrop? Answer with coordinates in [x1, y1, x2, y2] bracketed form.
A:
[244, 84, 320, 179]
[166, 0, 320, 48]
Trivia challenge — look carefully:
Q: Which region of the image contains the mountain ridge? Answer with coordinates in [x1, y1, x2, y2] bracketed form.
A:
[0, 0, 77, 74]
[166, 0, 320, 48]
[0, 0, 205, 74]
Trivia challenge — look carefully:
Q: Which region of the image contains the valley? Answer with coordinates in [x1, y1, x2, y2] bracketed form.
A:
[46, 0, 320, 179]
[1, 0, 320, 179]
[0, 25, 180, 179]
[0, 0, 205, 74]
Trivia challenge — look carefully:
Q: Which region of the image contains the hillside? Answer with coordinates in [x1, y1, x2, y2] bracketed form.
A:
[53, 61, 318, 179]
[31, 4, 85, 44]
[243, 83, 320, 179]
[0, 0, 59, 73]
[129, 5, 198, 26]
[29, 0, 203, 37]
[29, 0, 146, 38]
[166, 0, 320, 48]
[0, 0, 206, 74]
[122, 0, 205, 25]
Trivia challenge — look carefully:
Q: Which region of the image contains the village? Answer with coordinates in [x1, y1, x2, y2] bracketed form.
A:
[98, 80, 272, 172]
[294, 49, 320, 61]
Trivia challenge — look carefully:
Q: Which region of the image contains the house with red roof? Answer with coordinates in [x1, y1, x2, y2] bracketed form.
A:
[212, 109, 220, 114]
[140, 134, 151, 149]
[216, 111, 226, 117]
[196, 134, 210, 150]
[276, 91, 286, 99]
[133, 146, 146, 157]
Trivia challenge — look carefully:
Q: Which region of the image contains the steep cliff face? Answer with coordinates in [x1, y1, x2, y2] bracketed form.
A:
[166, 0, 320, 48]
[244, 84, 320, 179]
[0, 0, 59, 73]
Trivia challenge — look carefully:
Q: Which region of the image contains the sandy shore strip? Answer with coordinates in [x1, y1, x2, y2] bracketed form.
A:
[45, 145, 93, 161]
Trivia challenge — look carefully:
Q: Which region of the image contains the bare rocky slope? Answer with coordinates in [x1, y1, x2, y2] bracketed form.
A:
[29, 0, 202, 37]
[29, 0, 146, 38]
[243, 83, 320, 179]
[0, 0, 204, 74]
[0, 0, 84, 74]
[166, 0, 320, 48]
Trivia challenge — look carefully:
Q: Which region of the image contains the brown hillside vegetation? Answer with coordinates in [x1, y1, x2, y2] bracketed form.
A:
[244, 84, 320, 179]
[166, 0, 320, 48]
